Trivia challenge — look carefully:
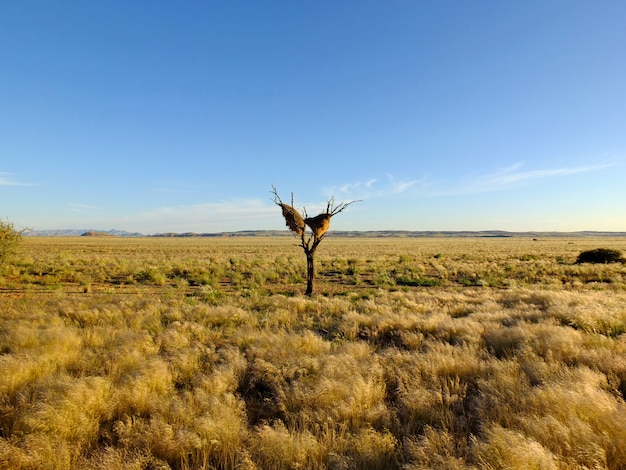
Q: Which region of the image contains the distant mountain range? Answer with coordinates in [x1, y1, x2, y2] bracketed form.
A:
[24, 229, 626, 238]
[25, 229, 145, 237]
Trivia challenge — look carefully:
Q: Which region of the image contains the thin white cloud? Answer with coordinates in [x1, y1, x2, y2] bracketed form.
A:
[435, 161, 619, 196]
[67, 203, 101, 213]
[0, 172, 35, 186]
[324, 174, 424, 200]
[321, 160, 619, 203]
[334, 178, 378, 195]
[119, 198, 277, 233]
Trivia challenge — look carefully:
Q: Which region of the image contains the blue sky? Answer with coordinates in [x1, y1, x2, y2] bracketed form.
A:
[2, 1, 625, 234]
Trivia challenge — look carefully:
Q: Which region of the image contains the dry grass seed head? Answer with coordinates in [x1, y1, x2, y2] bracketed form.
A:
[16, 375, 112, 462]
[547, 290, 626, 337]
[348, 427, 398, 469]
[194, 345, 247, 397]
[0, 433, 73, 470]
[475, 360, 531, 427]
[192, 395, 248, 465]
[526, 322, 583, 363]
[286, 342, 389, 432]
[383, 344, 486, 435]
[249, 422, 323, 469]
[403, 426, 467, 470]
[113, 357, 172, 419]
[472, 424, 558, 470]
[76, 448, 168, 470]
[516, 367, 626, 469]
[139, 389, 247, 468]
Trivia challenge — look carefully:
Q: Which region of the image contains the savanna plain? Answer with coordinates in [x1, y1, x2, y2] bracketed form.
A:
[1, 235, 626, 469]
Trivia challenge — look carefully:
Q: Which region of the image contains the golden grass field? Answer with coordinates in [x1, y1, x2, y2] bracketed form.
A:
[1, 235, 626, 469]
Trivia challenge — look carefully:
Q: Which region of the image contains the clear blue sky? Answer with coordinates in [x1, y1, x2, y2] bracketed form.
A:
[2, 1, 625, 234]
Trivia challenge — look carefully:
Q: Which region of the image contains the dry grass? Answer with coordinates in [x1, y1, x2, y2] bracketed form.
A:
[1, 236, 626, 469]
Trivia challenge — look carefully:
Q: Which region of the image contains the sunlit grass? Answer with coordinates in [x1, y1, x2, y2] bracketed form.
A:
[1, 236, 626, 468]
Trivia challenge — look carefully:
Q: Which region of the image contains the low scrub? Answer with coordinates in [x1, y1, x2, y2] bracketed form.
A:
[576, 248, 624, 264]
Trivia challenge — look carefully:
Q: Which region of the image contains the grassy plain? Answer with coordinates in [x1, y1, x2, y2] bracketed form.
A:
[1, 235, 626, 469]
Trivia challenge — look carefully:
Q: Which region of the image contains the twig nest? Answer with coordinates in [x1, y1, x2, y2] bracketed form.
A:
[280, 204, 306, 236]
[305, 213, 332, 238]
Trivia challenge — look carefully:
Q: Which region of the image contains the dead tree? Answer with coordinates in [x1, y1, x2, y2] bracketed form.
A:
[272, 186, 359, 295]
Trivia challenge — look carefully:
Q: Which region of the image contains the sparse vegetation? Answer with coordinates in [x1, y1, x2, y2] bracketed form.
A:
[1, 236, 626, 469]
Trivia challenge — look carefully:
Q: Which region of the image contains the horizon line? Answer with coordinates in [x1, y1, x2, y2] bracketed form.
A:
[23, 228, 626, 238]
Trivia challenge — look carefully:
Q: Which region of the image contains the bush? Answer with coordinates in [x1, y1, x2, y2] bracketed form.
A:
[575, 248, 624, 264]
[0, 219, 25, 266]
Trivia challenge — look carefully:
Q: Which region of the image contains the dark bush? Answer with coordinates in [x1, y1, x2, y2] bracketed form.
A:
[576, 248, 625, 264]
[237, 358, 288, 426]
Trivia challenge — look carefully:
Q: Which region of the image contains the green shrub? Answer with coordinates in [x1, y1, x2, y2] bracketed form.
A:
[576, 248, 624, 264]
[0, 219, 25, 266]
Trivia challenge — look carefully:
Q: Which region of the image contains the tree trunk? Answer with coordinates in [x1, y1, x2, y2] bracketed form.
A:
[305, 251, 315, 296]
[302, 234, 321, 296]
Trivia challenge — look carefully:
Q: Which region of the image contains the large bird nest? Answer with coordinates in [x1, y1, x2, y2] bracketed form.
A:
[272, 186, 359, 240]
[279, 203, 305, 236]
[304, 213, 332, 238]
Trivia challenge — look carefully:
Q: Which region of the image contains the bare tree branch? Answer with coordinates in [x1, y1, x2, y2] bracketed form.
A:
[271, 185, 305, 236]
[270, 184, 285, 206]
[329, 198, 361, 216]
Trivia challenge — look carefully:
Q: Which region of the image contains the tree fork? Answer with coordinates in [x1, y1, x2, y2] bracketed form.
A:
[272, 186, 359, 296]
